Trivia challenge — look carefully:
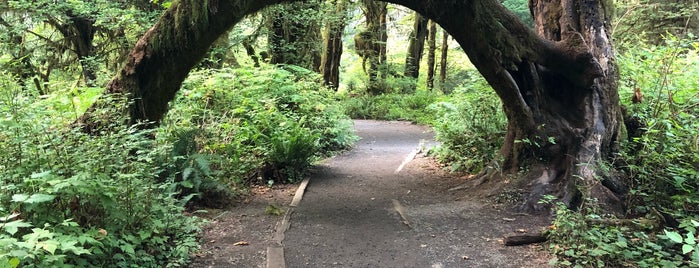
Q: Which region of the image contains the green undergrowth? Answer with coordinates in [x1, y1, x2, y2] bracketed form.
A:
[428, 74, 506, 173]
[0, 80, 201, 267]
[161, 65, 357, 190]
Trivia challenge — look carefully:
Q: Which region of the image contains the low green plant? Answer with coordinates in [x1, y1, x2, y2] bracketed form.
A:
[546, 199, 689, 267]
[617, 35, 699, 216]
[428, 74, 506, 173]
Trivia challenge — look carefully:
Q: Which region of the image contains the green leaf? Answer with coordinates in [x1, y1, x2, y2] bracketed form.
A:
[41, 240, 59, 254]
[665, 230, 684, 243]
[11, 194, 29, 203]
[30, 171, 51, 179]
[2, 220, 32, 235]
[682, 244, 694, 254]
[24, 194, 56, 204]
[8, 257, 19, 268]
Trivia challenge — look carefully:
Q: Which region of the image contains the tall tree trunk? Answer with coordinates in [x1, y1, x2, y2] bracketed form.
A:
[320, 0, 348, 89]
[360, 0, 388, 95]
[82, 0, 625, 213]
[425, 20, 437, 90]
[403, 12, 428, 80]
[439, 28, 448, 91]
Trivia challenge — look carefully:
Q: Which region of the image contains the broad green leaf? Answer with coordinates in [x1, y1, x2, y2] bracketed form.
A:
[41, 240, 59, 254]
[0, 213, 20, 222]
[2, 220, 32, 235]
[682, 244, 694, 254]
[24, 194, 55, 204]
[11, 194, 29, 203]
[8, 257, 19, 268]
[665, 230, 684, 243]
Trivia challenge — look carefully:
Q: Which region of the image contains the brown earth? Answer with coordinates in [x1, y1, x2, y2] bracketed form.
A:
[191, 120, 551, 268]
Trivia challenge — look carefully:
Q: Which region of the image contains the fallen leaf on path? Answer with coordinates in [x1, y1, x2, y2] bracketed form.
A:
[233, 241, 249, 246]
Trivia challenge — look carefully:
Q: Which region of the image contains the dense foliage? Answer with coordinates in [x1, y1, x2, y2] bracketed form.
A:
[162, 66, 356, 188]
[0, 78, 200, 267]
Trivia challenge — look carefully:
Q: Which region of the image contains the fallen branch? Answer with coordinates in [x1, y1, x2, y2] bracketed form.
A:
[504, 233, 547, 246]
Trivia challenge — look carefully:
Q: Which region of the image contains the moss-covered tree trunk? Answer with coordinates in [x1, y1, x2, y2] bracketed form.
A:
[360, 0, 388, 95]
[83, 0, 625, 213]
[78, 0, 280, 129]
[382, 0, 623, 212]
[48, 14, 98, 86]
[320, 0, 349, 89]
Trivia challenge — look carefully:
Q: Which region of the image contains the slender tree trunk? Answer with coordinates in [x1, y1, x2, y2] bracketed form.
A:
[82, 0, 625, 213]
[320, 0, 348, 89]
[439, 28, 448, 91]
[403, 12, 428, 80]
[425, 20, 437, 90]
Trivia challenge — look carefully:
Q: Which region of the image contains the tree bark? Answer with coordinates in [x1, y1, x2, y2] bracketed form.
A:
[425, 20, 437, 90]
[82, 0, 625, 213]
[439, 28, 449, 91]
[403, 12, 428, 80]
[320, 0, 349, 89]
[360, 0, 388, 95]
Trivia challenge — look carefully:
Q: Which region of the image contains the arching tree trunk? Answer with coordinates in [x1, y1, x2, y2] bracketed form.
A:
[78, 0, 282, 129]
[320, 0, 349, 89]
[81, 0, 624, 213]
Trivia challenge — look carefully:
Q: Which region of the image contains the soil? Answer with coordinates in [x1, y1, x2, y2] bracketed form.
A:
[191, 120, 551, 268]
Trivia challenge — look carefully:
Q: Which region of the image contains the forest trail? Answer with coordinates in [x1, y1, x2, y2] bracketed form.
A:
[193, 120, 550, 268]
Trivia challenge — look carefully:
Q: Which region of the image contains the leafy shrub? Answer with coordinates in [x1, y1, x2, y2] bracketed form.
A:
[428, 74, 506, 173]
[0, 76, 201, 267]
[617, 35, 699, 215]
[161, 65, 356, 186]
[547, 199, 696, 267]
